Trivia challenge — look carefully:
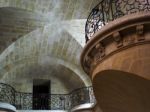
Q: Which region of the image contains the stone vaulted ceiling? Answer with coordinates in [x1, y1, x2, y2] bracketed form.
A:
[0, 0, 100, 94]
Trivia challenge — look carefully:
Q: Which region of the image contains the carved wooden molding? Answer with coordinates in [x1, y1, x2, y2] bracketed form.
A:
[136, 24, 145, 41]
[81, 12, 150, 75]
[94, 43, 105, 63]
[113, 32, 123, 48]
[82, 23, 150, 74]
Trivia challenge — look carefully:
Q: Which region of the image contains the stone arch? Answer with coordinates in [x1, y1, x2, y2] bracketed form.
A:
[0, 25, 91, 93]
[1, 58, 87, 94]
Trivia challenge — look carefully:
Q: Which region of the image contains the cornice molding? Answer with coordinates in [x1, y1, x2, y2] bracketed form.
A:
[81, 12, 150, 75]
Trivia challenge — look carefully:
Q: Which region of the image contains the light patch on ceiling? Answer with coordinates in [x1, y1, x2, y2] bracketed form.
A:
[64, 19, 86, 47]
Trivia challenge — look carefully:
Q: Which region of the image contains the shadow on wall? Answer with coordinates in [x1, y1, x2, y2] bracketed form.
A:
[93, 70, 150, 112]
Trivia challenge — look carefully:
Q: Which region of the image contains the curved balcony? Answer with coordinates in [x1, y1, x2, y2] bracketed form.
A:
[82, 0, 150, 111]
[85, 0, 150, 42]
[0, 83, 96, 111]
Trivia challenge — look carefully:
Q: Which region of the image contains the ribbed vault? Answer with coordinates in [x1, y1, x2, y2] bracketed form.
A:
[0, 0, 104, 94]
[0, 25, 91, 93]
[0, 7, 49, 53]
[0, 0, 101, 48]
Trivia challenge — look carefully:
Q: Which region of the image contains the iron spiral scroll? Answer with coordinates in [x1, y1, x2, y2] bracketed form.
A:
[85, 0, 150, 42]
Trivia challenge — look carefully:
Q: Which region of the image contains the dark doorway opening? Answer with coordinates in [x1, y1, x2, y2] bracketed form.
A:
[33, 79, 50, 110]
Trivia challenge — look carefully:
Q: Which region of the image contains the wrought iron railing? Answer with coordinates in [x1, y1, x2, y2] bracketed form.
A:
[70, 86, 96, 109]
[0, 83, 15, 104]
[15, 92, 33, 110]
[85, 0, 150, 42]
[0, 83, 95, 110]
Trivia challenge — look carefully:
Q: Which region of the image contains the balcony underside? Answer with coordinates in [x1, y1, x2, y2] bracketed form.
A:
[93, 70, 150, 112]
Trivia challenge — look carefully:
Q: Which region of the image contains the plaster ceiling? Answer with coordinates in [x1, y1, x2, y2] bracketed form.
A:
[0, 7, 49, 53]
[0, 0, 100, 93]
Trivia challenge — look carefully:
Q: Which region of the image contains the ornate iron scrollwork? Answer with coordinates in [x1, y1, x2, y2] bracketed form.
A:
[0, 83, 95, 110]
[85, 0, 150, 42]
[70, 87, 95, 109]
[0, 83, 15, 105]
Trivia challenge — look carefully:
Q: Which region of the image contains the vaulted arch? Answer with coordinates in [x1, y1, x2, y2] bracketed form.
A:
[0, 26, 91, 93]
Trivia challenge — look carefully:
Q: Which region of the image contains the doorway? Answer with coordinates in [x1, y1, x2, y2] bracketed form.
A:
[33, 79, 50, 110]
